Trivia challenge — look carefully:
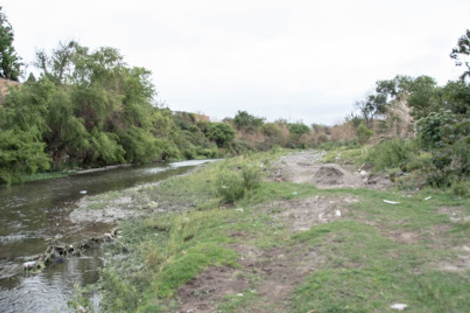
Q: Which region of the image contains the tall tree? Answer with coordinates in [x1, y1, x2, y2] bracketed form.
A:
[451, 29, 470, 81]
[0, 7, 21, 81]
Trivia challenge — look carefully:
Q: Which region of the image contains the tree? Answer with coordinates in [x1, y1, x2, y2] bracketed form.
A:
[450, 29, 470, 81]
[0, 7, 21, 81]
[205, 122, 236, 147]
[356, 76, 412, 126]
[233, 110, 264, 132]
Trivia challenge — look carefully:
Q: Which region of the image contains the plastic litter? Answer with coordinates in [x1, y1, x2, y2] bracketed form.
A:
[425, 196, 432, 201]
[236, 208, 244, 212]
[390, 303, 408, 310]
[335, 210, 342, 217]
[79, 190, 87, 195]
[293, 192, 298, 195]
[383, 200, 400, 205]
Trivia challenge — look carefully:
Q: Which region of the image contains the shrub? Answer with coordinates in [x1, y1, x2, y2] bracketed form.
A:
[242, 165, 262, 190]
[216, 171, 245, 203]
[216, 165, 263, 203]
[367, 139, 416, 171]
[356, 122, 374, 145]
[205, 122, 236, 147]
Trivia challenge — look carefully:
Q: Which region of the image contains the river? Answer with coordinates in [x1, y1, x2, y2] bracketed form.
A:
[0, 160, 212, 313]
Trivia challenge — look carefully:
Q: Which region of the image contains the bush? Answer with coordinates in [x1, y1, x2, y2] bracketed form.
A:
[356, 122, 374, 145]
[205, 122, 236, 147]
[216, 171, 245, 203]
[216, 165, 263, 203]
[367, 139, 416, 171]
[452, 180, 470, 198]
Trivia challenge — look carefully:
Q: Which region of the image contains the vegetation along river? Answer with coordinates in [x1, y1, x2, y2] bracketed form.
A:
[0, 160, 213, 313]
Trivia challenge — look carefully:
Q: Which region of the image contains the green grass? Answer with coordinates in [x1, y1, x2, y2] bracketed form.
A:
[71, 149, 470, 313]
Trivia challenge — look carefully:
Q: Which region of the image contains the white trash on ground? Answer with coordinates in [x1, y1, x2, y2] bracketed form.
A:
[390, 303, 408, 310]
[383, 200, 400, 205]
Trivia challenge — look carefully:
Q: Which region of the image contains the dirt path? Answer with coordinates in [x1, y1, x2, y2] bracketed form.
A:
[271, 150, 391, 189]
[174, 151, 395, 312]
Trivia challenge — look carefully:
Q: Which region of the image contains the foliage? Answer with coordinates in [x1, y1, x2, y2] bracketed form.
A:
[216, 165, 263, 203]
[450, 28, 470, 81]
[356, 122, 374, 145]
[261, 122, 281, 137]
[288, 123, 310, 142]
[233, 110, 264, 132]
[0, 7, 21, 81]
[366, 139, 416, 171]
[406, 75, 438, 119]
[417, 110, 464, 148]
[0, 129, 50, 185]
[205, 122, 236, 147]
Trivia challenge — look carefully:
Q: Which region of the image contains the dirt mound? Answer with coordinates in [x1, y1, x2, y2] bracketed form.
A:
[271, 150, 392, 190]
[311, 164, 364, 188]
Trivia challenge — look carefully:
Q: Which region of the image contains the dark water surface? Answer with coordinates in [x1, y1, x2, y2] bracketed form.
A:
[0, 160, 212, 312]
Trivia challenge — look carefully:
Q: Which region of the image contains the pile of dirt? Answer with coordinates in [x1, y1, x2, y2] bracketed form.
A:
[310, 164, 364, 188]
[271, 150, 392, 190]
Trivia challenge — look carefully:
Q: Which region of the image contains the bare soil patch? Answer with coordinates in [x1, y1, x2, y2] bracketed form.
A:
[436, 245, 470, 273]
[271, 150, 391, 189]
[177, 266, 251, 313]
[270, 195, 358, 232]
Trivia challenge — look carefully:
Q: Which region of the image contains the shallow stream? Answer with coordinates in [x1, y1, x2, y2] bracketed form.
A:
[0, 160, 211, 312]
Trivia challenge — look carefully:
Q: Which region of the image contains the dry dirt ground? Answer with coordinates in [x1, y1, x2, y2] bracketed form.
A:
[269, 150, 391, 189]
[174, 151, 394, 313]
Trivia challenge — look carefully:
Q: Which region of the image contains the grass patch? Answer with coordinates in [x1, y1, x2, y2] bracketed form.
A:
[71, 149, 470, 313]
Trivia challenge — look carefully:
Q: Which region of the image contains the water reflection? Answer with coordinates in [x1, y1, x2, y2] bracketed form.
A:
[0, 159, 213, 313]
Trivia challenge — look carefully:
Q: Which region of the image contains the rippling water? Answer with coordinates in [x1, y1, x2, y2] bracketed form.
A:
[0, 160, 213, 312]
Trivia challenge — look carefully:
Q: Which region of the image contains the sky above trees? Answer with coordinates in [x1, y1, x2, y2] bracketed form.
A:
[2, 0, 469, 125]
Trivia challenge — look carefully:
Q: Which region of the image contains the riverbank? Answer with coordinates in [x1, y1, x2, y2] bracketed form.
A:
[72, 149, 470, 312]
[14, 161, 188, 185]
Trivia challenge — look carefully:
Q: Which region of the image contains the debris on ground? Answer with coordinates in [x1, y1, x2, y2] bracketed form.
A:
[390, 303, 408, 310]
[383, 200, 400, 205]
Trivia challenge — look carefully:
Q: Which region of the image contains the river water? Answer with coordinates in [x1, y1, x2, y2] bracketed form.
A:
[0, 160, 212, 313]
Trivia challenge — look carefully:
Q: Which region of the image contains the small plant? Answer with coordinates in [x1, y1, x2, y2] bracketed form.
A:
[216, 165, 263, 203]
[242, 165, 262, 190]
[451, 180, 470, 198]
[216, 170, 246, 203]
[356, 122, 374, 145]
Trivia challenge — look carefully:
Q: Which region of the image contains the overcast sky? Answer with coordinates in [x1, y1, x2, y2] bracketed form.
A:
[2, 1, 469, 125]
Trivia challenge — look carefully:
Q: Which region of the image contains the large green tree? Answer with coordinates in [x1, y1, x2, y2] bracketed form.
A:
[0, 7, 21, 81]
